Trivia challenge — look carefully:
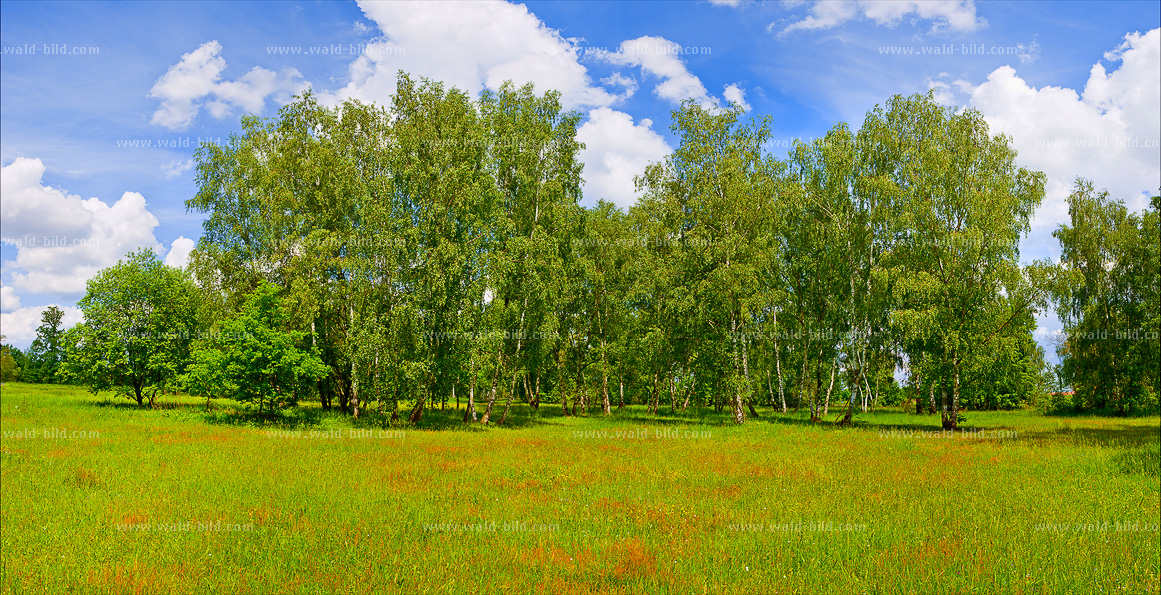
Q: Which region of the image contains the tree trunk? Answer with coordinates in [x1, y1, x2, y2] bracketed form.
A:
[350, 305, 359, 418]
[498, 373, 518, 425]
[837, 380, 854, 427]
[927, 378, 936, 415]
[945, 360, 961, 430]
[650, 372, 658, 414]
[463, 354, 477, 423]
[601, 345, 611, 415]
[940, 381, 949, 429]
[730, 313, 746, 425]
[408, 389, 426, 423]
[797, 356, 808, 413]
[823, 360, 836, 418]
[558, 350, 569, 417]
[682, 373, 695, 411]
[813, 356, 825, 422]
[742, 335, 756, 419]
[767, 370, 776, 408]
[479, 352, 503, 424]
[774, 310, 787, 413]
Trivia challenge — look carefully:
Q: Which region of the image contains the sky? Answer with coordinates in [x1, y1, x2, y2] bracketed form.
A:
[1, 0, 1158, 360]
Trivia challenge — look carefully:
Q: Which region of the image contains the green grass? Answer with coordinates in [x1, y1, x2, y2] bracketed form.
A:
[2, 382, 1158, 594]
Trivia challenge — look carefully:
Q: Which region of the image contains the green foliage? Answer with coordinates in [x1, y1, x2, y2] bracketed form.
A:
[1049, 184, 1160, 414]
[62, 250, 201, 406]
[182, 281, 328, 413]
[23, 306, 67, 383]
[172, 76, 1151, 426]
[0, 338, 22, 382]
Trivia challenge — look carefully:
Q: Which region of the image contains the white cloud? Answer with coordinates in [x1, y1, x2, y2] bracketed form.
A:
[594, 36, 716, 107]
[323, 1, 711, 213]
[782, 0, 984, 35]
[0, 304, 82, 349]
[576, 108, 672, 209]
[0, 157, 95, 242]
[164, 237, 196, 269]
[1015, 38, 1041, 65]
[161, 158, 194, 179]
[149, 40, 308, 130]
[963, 28, 1160, 232]
[782, 0, 858, 33]
[723, 83, 751, 111]
[0, 287, 20, 313]
[1, 158, 165, 297]
[601, 72, 639, 100]
[926, 74, 974, 106]
[708, 0, 743, 6]
[324, 1, 617, 111]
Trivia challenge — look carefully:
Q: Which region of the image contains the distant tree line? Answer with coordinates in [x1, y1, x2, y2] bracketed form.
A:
[2, 306, 67, 384]
[11, 73, 1156, 422]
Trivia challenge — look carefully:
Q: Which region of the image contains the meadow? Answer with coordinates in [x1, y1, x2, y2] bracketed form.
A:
[1, 382, 1157, 594]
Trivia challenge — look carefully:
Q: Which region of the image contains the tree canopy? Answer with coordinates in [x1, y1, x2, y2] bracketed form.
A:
[37, 73, 1156, 422]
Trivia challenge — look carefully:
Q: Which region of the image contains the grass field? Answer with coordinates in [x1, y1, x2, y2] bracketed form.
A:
[1, 382, 1158, 594]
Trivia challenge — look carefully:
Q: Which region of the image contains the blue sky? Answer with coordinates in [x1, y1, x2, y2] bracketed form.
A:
[2, 0, 1159, 356]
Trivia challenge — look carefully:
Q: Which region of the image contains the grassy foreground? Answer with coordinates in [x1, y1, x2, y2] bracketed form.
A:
[1, 383, 1158, 594]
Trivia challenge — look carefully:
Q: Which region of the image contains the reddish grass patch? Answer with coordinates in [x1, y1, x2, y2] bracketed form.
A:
[611, 538, 657, 580]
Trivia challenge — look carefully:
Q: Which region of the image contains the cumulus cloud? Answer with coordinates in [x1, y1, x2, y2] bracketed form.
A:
[324, 0, 616, 110]
[1, 158, 165, 296]
[1, 287, 20, 313]
[576, 108, 672, 209]
[782, 0, 985, 35]
[163, 236, 196, 269]
[963, 28, 1160, 231]
[0, 157, 95, 243]
[0, 305, 82, 349]
[723, 83, 751, 111]
[149, 40, 308, 130]
[323, 2, 691, 212]
[593, 36, 717, 107]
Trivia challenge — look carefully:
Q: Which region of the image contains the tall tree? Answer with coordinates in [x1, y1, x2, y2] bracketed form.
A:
[636, 101, 780, 424]
[1050, 183, 1160, 413]
[870, 93, 1045, 429]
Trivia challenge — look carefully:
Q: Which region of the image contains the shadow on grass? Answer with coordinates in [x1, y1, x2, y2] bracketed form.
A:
[85, 398, 207, 411]
[1023, 424, 1161, 448]
[193, 401, 572, 431]
[409, 404, 567, 431]
[67, 390, 1158, 447]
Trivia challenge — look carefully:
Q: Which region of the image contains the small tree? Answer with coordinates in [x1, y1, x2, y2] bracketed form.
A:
[64, 250, 201, 406]
[24, 307, 67, 383]
[183, 282, 328, 414]
[1, 335, 22, 382]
